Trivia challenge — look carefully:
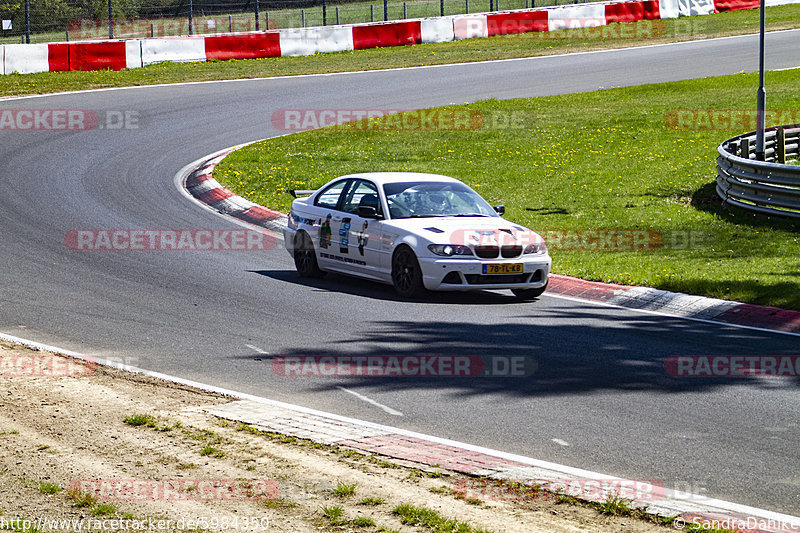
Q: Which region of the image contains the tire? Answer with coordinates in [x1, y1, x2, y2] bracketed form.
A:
[293, 232, 325, 278]
[511, 283, 547, 301]
[391, 246, 426, 299]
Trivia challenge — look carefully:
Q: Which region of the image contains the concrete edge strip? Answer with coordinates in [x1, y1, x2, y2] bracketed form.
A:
[1, 329, 798, 531]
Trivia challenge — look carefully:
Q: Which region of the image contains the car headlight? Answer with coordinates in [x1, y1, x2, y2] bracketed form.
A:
[428, 244, 474, 257]
[523, 241, 548, 255]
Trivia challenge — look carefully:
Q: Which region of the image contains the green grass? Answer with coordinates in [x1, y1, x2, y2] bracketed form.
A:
[216, 68, 800, 309]
[123, 413, 157, 428]
[332, 481, 358, 497]
[66, 488, 98, 508]
[359, 497, 386, 505]
[593, 493, 632, 516]
[199, 445, 226, 458]
[37, 482, 61, 495]
[1, 5, 799, 97]
[392, 504, 492, 532]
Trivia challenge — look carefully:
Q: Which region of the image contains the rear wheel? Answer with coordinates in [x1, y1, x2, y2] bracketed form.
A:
[392, 246, 425, 298]
[512, 283, 547, 301]
[293, 232, 325, 278]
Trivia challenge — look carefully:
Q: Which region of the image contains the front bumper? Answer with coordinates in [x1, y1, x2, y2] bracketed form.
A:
[418, 255, 551, 292]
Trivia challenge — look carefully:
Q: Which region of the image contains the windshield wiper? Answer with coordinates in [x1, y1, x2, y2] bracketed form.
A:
[452, 213, 491, 217]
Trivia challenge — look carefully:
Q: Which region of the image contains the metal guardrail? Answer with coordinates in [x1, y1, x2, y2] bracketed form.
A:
[716, 124, 800, 218]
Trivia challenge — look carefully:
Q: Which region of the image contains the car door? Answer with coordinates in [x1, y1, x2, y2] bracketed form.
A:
[311, 179, 349, 271]
[338, 179, 385, 279]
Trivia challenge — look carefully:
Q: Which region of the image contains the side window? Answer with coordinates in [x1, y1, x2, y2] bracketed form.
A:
[341, 180, 382, 216]
[314, 180, 349, 210]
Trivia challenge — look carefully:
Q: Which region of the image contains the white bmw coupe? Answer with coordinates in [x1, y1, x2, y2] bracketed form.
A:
[283, 172, 551, 300]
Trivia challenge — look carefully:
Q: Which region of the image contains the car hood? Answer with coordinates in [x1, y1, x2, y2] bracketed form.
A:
[382, 217, 543, 246]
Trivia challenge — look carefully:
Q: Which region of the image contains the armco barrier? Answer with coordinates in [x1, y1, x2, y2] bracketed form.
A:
[352, 20, 422, 49]
[48, 43, 69, 71]
[716, 125, 800, 218]
[69, 41, 128, 71]
[453, 15, 488, 39]
[605, 0, 661, 23]
[714, 0, 759, 10]
[141, 37, 206, 66]
[486, 11, 549, 36]
[278, 26, 353, 57]
[3, 0, 798, 75]
[421, 17, 455, 43]
[3, 43, 49, 74]
[549, 4, 607, 31]
[205, 32, 281, 61]
[657, 0, 681, 18]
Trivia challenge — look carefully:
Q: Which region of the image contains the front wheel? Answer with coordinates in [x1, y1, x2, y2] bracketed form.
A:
[391, 246, 425, 299]
[293, 232, 325, 278]
[511, 283, 547, 301]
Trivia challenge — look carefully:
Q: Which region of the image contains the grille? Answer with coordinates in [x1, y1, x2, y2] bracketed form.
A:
[465, 274, 531, 285]
[441, 271, 462, 284]
[474, 245, 499, 259]
[501, 245, 522, 258]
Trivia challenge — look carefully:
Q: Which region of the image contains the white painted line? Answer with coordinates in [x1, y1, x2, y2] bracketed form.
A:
[337, 386, 404, 417]
[0, 329, 798, 527]
[552, 438, 570, 446]
[545, 293, 800, 339]
[774, 65, 800, 71]
[2, 28, 799, 102]
[245, 344, 269, 354]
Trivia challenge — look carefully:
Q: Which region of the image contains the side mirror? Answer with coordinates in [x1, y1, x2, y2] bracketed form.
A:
[358, 206, 383, 219]
[493, 205, 505, 216]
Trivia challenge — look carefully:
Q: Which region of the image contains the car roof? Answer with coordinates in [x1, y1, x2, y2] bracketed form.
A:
[334, 172, 462, 186]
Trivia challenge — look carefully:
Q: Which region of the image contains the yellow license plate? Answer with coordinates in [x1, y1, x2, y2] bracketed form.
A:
[483, 263, 523, 275]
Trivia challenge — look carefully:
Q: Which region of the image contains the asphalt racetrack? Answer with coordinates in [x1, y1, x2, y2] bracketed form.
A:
[1, 30, 799, 515]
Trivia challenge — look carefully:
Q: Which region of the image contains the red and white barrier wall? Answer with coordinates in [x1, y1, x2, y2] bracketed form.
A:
[1, 0, 795, 75]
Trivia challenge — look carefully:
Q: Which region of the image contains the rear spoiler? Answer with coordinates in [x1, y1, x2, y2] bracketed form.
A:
[288, 189, 316, 198]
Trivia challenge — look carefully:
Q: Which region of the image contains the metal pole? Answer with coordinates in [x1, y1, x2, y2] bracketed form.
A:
[108, 0, 113, 38]
[370, 4, 374, 22]
[755, 0, 766, 161]
[384, 0, 388, 21]
[322, 0, 327, 26]
[188, 0, 194, 35]
[65, 29, 69, 41]
[336, 6, 339, 24]
[302, 9, 305, 27]
[440, 0, 444, 16]
[255, 0, 260, 30]
[24, 0, 30, 42]
[465, 0, 469, 13]
[265, 12, 269, 29]
[403, 2, 407, 18]
[229, 14, 233, 32]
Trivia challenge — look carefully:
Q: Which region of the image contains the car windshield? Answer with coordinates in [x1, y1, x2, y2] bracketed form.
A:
[383, 181, 498, 219]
